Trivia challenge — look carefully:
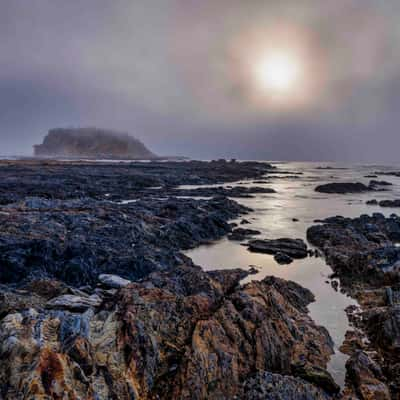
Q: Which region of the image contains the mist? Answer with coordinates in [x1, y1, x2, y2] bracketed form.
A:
[1, 0, 400, 162]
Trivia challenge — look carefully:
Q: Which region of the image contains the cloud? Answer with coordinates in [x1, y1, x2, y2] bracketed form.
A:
[0, 0, 400, 161]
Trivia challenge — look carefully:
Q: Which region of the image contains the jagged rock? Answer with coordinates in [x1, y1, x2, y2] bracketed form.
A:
[98, 274, 132, 288]
[241, 371, 331, 399]
[0, 271, 335, 399]
[307, 214, 400, 398]
[345, 351, 390, 400]
[291, 363, 340, 394]
[46, 294, 102, 311]
[315, 182, 371, 194]
[0, 196, 250, 286]
[34, 127, 156, 159]
[248, 238, 308, 258]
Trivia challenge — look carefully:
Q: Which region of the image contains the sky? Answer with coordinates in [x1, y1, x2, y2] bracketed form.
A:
[1, 0, 400, 161]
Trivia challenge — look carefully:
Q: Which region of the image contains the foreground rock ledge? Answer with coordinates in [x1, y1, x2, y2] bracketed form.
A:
[0, 267, 337, 399]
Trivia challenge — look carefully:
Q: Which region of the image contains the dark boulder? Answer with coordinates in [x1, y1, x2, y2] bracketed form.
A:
[315, 182, 371, 194]
[248, 238, 308, 259]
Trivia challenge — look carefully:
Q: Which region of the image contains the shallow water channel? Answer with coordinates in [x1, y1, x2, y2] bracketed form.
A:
[184, 161, 400, 387]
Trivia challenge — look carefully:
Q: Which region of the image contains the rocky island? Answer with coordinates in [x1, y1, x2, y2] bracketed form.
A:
[34, 128, 157, 159]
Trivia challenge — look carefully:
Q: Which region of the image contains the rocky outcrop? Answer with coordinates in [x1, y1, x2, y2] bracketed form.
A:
[0, 195, 250, 286]
[242, 372, 331, 399]
[307, 213, 400, 398]
[344, 351, 390, 400]
[0, 269, 336, 399]
[0, 160, 337, 399]
[34, 127, 156, 159]
[0, 159, 275, 204]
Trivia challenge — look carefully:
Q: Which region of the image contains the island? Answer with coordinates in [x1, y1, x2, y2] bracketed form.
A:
[34, 127, 156, 159]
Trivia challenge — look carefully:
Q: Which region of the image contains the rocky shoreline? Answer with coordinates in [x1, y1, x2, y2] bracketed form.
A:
[0, 159, 395, 399]
[308, 214, 400, 399]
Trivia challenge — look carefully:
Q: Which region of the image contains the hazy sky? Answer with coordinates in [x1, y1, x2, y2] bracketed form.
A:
[1, 0, 400, 161]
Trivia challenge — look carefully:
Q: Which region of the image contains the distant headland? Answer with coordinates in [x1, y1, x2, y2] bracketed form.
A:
[34, 127, 157, 160]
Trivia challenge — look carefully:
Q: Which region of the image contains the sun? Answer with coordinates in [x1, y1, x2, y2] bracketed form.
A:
[255, 51, 302, 94]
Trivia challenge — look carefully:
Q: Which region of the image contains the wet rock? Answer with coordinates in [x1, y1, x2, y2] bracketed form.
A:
[46, 294, 102, 311]
[366, 199, 378, 205]
[345, 351, 390, 400]
[379, 199, 400, 207]
[308, 214, 400, 398]
[331, 280, 339, 291]
[0, 270, 335, 399]
[315, 182, 371, 194]
[228, 227, 261, 241]
[0, 160, 340, 399]
[274, 252, 294, 264]
[291, 363, 340, 395]
[248, 265, 260, 274]
[0, 196, 250, 286]
[98, 274, 132, 288]
[369, 180, 393, 187]
[248, 238, 308, 259]
[241, 372, 331, 399]
[166, 185, 276, 198]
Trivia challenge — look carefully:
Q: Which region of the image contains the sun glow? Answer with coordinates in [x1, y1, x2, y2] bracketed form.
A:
[256, 51, 302, 93]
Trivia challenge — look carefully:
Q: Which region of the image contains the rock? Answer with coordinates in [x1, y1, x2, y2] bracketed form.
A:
[46, 294, 102, 311]
[0, 195, 250, 286]
[242, 371, 331, 399]
[0, 159, 340, 399]
[240, 218, 250, 224]
[248, 238, 308, 258]
[274, 252, 294, 264]
[369, 180, 393, 187]
[315, 182, 371, 194]
[98, 274, 132, 288]
[345, 351, 390, 400]
[34, 127, 157, 159]
[0, 271, 335, 399]
[378, 199, 400, 208]
[166, 185, 276, 198]
[307, 214, 400, 398]
[291, 363, 340, 395]
[248, 265, 260, 274]
[228, 227, 261, 241]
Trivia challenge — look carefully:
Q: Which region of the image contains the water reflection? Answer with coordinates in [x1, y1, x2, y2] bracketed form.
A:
[185, 162, 400, 387]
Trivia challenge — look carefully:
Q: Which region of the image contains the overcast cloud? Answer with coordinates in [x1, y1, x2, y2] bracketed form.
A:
[1, 0, 400, 161]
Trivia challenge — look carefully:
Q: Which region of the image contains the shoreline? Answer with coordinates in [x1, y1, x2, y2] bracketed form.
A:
[0, 160, 398, 398]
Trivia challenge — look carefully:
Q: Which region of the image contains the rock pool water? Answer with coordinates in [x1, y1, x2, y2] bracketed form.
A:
[184, 161, 400, 387]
